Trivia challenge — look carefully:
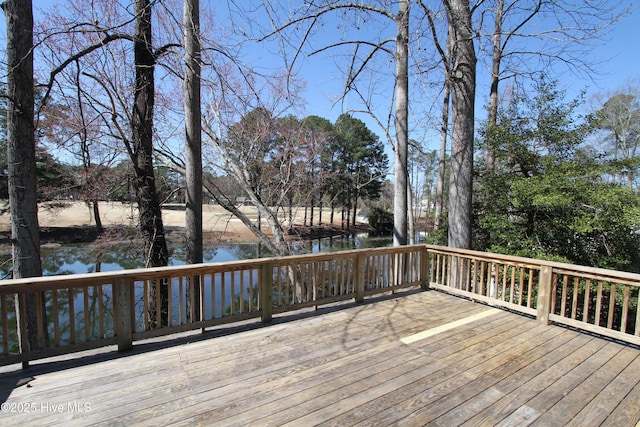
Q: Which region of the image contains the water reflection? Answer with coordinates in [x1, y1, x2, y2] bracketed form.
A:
[0, 233, 393, 277]
[0, 233, 393, 353]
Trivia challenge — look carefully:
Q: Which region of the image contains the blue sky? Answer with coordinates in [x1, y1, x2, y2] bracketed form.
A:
[12, 1, 640, 155]
[561, 4, 640, 100]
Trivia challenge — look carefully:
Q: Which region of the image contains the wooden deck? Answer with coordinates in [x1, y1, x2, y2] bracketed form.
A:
[0, 289, 639, 426]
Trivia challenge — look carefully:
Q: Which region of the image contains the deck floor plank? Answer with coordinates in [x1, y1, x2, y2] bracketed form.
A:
[566, 350, 640, 427]
[0, 289, 638, 426]
[531, 344, 638, 426]
[461, 333, 609, 426]
[307, 321, 559, 427]
[600, 381, 640, 426]
[218, 315, 525, 426]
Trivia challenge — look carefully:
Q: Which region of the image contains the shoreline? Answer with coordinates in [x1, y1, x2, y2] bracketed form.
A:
[0, 201, 376, 253]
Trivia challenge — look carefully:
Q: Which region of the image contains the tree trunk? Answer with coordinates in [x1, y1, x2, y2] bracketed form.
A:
[3, 0, 48, 353]
[393, 0, 410, 246]
[288, 197, 294, 233]
[204, 181, 283, 256]
[408, 181, 415, 244]
[434, 26, 452, 231]
[330, 202, 335, 225]
[184, 0, 202, 265]
[445, 0, 476, 250]
[184, 0, 202, 321]
[352, 189, 359, 226]
[486, 0, 503, 174]
[304, 205, 308, 227]
[133, 0, 169, 327]
[92, 200, 103, 232]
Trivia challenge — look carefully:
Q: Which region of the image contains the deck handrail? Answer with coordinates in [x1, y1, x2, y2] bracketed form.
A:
[1, 244, 638, 367]
[425, 245, 640, 346]
[0, 245, 427, 366]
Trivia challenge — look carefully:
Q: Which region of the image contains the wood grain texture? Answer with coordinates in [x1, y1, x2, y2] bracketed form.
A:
[0, 289, 638, 426]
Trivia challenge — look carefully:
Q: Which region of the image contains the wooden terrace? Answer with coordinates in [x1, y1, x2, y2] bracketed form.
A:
[0, 245, 639, 425]
[1, 289, 639, 426]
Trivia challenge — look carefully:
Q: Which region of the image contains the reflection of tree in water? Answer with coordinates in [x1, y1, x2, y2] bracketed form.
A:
[40, 244, 146, 275]
[50, 285, 115, 346]
[230, 244, 269, 261]
[226, 285, 260, 316]
[3, 284, 115, 353]
[1, 235, 387, 352]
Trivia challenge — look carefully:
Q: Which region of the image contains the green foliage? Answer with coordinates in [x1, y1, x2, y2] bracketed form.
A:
[367, 207, 393, 234]
[35, 149, 76, 201]
[476, 78, 640, 272]
[331, 114, 389, 205]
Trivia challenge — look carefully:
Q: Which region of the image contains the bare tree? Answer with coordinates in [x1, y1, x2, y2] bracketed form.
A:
[132, 0, 169, 327]
[393, 0, 409, 245]
[444, 0, 476, 249]
[184, 0, 202, 266]
[36, 0, 182, 326]
[257, 0, 410, 245]
[481, 0, 632, 173]
[3, 0, 47, 353]
[420, 3, 452, 231]
[592, 82, 640, 188]
[183, 0, 202, 320]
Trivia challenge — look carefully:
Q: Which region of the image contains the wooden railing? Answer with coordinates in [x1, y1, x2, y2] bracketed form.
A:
[426, 245, 640, 346]
[2, 244, 639, 367]
[0, 246, 426, 366]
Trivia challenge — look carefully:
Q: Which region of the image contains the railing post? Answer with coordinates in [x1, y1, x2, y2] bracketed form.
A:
[114, 277, 133, 352]
[15, 293, 30, 369]
[536, 266, 553, 325]
[355, 253, 366, 303]
[260, 262, 273, 323]
[420, 246, 429, 290]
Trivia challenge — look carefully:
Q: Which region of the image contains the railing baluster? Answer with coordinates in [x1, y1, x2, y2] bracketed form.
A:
[355, 253, 365, 303]
[582, 279, 592, 323]
[210, 273, 216, 319]
[518, 267, 525, 306]
[98, 285, 104, 339]
[501, 265, 507, 301]
[84, 287, 90, 341]
[607, 283, 617, 330]
[231, 271, 236, 315]
[478, 260, 484, 296]
[527, 268, 534, 308]
[143, 280, 149, 331]
[595, 280, 603, 326]
[179, 276, 185, 325]
[68, 287, 75, 344]
[240, 270, 245, 314]
[509, 266, 516, 304]
[571, 277, 579, 320]
[52, 289, 60, 346]
[621, 285, 630, 334]
[560, 274, 569, 317]
[1, 294, 8, 355]
[249, 269, 254, 312]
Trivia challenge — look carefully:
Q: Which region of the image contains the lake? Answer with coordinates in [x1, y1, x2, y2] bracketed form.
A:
[0, 233, 394, 278]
